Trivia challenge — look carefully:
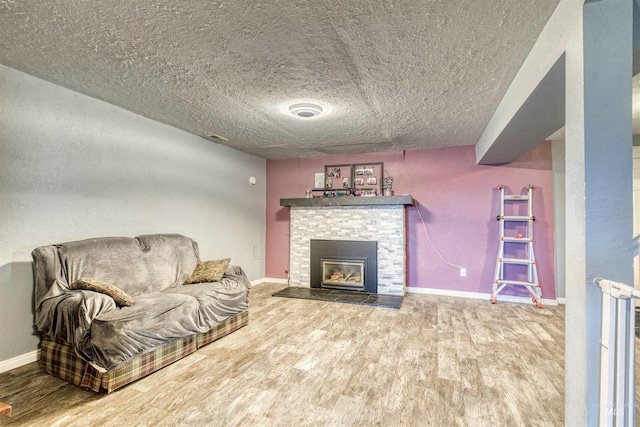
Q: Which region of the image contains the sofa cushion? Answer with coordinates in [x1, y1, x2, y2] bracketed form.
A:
[69, 278, 135, 307]
[184, 258, 231, 284]
[90, 292, 204, 370]
[164, 272, 249, 325]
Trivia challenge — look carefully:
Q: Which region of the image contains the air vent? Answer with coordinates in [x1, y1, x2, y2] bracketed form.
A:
[204, 134, 229, 142]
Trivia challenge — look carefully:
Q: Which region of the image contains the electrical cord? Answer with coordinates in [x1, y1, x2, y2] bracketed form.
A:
[415, 203, 465, 270]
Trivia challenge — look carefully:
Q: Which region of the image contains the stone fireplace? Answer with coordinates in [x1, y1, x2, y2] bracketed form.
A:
[280, 196, 413, 296]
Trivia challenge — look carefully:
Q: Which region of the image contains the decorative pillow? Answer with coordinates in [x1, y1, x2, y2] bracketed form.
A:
[184, 258, 231, 284]
[69, 278, 135, 307]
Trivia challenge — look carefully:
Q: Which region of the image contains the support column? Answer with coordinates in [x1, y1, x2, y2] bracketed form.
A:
[565, 0, 633, 424]
[552, 139, 566, 300]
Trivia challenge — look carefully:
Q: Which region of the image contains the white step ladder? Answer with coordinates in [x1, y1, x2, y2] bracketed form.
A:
[491, 184, 542, 307]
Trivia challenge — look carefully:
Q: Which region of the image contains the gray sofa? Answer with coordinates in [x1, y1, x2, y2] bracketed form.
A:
[32, 234, 250, 392]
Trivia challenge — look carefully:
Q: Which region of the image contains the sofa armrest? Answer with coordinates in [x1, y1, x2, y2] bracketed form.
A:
[224, 265, 251, 289]
[225, 264, 245, 277]
[37, 290, 117, 347]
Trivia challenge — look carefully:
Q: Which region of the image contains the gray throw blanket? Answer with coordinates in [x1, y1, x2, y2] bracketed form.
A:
[33, 234, 250, 371]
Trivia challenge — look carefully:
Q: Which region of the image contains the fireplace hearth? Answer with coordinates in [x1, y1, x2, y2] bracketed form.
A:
[310, 240, 377, 293]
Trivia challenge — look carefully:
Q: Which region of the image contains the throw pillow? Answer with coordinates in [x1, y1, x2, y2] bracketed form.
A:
[184, 258, 231, 284]
[69, 278, 135, 307]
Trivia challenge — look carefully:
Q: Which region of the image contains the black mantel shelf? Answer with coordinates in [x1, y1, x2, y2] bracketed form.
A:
[280, 195, 413, 207]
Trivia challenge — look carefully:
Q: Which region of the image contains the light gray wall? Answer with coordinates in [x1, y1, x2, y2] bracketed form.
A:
[0, 64, 266, 362]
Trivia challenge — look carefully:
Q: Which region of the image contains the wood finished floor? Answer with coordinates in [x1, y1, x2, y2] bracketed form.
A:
[0, 282, 618, 426]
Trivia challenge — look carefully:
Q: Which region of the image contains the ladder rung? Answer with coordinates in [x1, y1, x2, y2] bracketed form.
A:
[500, 215, 532, 221]
[500, 258, 534, 265]
[504, 195, 529, 200]
[495, 280, 538, 287]
[502, 237, 532, 243]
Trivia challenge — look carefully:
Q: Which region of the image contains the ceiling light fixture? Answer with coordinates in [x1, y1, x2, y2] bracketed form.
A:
[288, 102, 324, 118]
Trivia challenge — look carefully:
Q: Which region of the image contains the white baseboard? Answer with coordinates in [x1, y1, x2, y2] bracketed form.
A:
[556, 297, 566, 305]
[0, 349, 40, 373]
[251, 277, 288, 286]
[407, 287, 559, 307]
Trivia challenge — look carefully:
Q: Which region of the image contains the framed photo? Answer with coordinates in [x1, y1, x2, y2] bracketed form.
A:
[325, 178, 333, 189]
[319, 162, 383, 196]
[327, 167, 341, 178]
[314, 172, 325, 189]
[355, 167, 374, 176]
[324, 164, 351, 192]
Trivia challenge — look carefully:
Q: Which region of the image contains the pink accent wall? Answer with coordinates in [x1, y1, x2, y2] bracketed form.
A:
[266, 142, 555, 299]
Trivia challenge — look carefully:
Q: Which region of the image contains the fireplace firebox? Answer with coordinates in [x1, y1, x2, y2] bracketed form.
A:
[321, 258, 365, 291]
[310, 240, 377, 293]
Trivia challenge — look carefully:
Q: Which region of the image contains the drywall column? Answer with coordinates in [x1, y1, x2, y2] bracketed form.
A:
[565, 0, 633, 424]
[552, 139, 565, 300]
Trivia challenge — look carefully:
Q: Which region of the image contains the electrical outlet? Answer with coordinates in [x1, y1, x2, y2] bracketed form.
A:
[460, 268, 467, 277]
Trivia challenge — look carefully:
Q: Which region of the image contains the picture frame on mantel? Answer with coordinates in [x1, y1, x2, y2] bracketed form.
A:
[314, 172, 325, 190]
[314, 162, 384, 197]
[352, 162, 383, 196]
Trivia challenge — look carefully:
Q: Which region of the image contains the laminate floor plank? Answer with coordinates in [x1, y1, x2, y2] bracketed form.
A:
[0, 282, 600, 426]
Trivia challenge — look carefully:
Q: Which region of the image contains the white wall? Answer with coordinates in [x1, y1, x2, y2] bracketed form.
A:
[0, 64, 266, 363]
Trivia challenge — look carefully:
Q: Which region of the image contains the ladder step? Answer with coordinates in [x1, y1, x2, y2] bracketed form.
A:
[502, 237, 532, 243]
[495, 280, 538, 287]
[500, 258, 534, 265]
[499, 215, 533, 221]
[504, 195, 529, 201]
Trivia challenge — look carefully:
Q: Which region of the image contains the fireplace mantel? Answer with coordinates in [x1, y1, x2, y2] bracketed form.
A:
[280, 195, 413, 207]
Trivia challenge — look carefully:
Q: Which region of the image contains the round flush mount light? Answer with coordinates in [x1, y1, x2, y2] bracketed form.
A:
[288, 102, 324, 118]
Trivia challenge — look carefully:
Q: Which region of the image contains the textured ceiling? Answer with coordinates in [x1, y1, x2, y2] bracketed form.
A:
[0, 0, 561, 159]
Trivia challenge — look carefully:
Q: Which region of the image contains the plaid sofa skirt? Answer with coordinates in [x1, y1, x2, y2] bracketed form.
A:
[40, 310, 249, 393]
